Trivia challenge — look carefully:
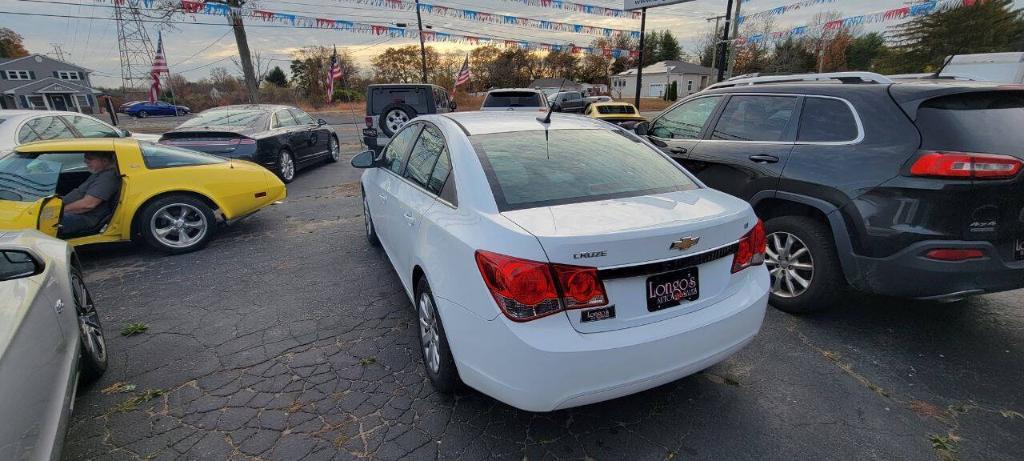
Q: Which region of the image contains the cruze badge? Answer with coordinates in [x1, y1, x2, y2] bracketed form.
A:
[573, 250, 607, 259]
[670, 237, 700, 251]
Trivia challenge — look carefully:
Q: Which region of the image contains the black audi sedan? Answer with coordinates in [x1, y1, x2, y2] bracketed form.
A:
[159, 104, 340, 183]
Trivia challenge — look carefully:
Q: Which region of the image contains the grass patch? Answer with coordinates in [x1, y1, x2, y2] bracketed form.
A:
[113, 388, 165, 413]
[1000, 409, 1024, 420]
[120, 322, 149, 336]
[101, 382, 137, 394]
[929, 433, 960, 461]
[358, 357, 376, 366]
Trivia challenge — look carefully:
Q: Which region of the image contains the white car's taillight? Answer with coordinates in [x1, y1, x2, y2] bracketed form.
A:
[475, 250, 607, 322]
[731, 220, 767, 273]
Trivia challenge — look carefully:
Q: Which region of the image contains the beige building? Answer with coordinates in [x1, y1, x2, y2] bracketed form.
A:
[611, 61, 716, 99]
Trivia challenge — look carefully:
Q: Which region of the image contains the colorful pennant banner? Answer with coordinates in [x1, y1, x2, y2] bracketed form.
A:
[738, 0, 838, 24]
[493, 0, 643, 19]
[119, 0, 641, 58]
[345, 0, 641, 39]
[736, 0, 982, 45]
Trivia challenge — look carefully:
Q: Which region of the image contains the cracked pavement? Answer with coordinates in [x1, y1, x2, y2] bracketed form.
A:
[63, 151, 1024, 460]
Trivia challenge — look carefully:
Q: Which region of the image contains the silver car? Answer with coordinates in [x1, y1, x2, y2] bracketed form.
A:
[0, 109, 159, 155]
[0, 230, 107, 460]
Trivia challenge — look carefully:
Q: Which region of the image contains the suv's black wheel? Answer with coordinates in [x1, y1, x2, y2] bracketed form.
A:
[379, 103, 417, 137]
[765, 216, 845, 314]
[416, 277, 459, 393]
[139, 195, 217, 254]
[362, 189, 380, 247]
[71, 267, 107, 383]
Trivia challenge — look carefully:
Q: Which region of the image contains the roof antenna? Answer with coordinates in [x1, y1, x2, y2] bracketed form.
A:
[537, 78, 567, 124]
[932, 54, 955, 79]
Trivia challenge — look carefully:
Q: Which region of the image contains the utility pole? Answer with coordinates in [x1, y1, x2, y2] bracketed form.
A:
[415, 0, 428, 83]
[633, 7, 647, 109]
[725, 0, 742, 80]
[705, 15, 725, 82]
[223, 0, 259, 103]
[716, 0, 734, 82]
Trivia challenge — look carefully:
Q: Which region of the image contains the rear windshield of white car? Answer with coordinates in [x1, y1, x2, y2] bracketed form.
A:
[483, 92, 543, 108]
[472, 129, 698, 210]
[179, 110, 266, 129]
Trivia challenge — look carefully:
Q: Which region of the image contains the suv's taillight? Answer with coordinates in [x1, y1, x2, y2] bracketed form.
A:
[732, 220, 767, 273]
[364, 116, 373, 128]
[475, 250, 608, 322]
[910, 151, 1023, 179]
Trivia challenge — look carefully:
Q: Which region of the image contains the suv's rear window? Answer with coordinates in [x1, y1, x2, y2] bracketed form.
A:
[472, 129, 697, 210]
[371, 88, 428, 114]
[916, 91, 1024, 154]
[483, 92, 543, 108]
[597, 105, 636, 115]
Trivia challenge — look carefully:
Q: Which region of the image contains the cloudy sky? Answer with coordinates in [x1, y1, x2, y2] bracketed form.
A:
[0, 0, 962, 87]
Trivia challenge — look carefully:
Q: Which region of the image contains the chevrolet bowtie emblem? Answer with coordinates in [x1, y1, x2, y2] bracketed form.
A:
[670, 237, 700, 251]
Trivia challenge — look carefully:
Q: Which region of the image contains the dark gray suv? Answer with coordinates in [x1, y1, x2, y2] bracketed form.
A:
[363, 84, 455, 153]
[634, 72, 1024, 313]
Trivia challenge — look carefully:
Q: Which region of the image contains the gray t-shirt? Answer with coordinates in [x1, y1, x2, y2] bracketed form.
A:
[64, 168, 121, 226]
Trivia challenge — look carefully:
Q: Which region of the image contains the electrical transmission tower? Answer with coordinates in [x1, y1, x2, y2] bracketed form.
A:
[114, 0, 156, 95]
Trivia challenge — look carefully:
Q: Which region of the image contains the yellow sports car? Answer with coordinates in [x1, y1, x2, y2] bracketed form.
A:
[0, 138, 286, 254]
[583, 102, 647, 127]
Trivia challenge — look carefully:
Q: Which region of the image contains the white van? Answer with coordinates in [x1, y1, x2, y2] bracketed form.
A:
[942, 52, 1024, 83]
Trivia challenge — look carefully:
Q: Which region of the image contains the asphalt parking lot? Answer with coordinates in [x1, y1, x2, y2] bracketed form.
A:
[60, 127, 1024, 461]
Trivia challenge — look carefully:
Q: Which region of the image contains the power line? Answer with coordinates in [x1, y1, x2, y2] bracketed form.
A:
[174, 29, 233, 66]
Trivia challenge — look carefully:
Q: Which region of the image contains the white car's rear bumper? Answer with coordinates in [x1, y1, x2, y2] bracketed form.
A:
[439, 268, 769, 412]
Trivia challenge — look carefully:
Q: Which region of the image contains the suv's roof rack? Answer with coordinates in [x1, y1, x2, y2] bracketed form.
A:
[705, 72, 894, 90]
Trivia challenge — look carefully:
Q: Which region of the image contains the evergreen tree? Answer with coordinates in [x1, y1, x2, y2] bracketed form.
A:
[658, 31, 682, 62]
[880, 0, 1024, 73]
[766, 38, 816, 74]
[845, 33, 886, 71]
[264, 66, 288, 87]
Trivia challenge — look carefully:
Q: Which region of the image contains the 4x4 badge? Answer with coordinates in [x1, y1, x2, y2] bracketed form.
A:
[670, 237, 700, 251]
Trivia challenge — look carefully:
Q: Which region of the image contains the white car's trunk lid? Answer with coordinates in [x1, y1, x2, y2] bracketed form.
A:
[501, 189, 756, 333]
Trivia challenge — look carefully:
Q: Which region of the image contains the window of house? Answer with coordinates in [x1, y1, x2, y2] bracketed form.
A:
[687, 80, 693, 92]
[5, 70, 31, 80]
[56, 71, 81, 81]
[76, 95, 91, 108]
[24, 96, 46, 109]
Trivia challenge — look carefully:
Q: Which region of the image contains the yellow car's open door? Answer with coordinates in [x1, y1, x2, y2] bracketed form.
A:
[36, 196, 63, 237]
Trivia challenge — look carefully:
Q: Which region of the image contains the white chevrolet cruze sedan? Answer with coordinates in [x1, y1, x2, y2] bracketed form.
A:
[351, 112, 769, 412]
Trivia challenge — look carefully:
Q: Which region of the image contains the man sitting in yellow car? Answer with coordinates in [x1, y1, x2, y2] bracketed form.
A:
[59, 152, 121, 237]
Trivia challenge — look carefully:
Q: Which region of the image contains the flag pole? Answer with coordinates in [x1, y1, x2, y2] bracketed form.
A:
[162, 32, 180, 115]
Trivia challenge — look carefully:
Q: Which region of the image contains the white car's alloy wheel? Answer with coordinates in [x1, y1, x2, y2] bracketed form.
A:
[418, 292, 441, 374]
[72, 271, 106, 365]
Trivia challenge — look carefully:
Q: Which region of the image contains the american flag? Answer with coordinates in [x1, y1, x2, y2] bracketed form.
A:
[454, 54, 471, 88]
[149, 32, 169, 103]
[326, 46, 343, 103]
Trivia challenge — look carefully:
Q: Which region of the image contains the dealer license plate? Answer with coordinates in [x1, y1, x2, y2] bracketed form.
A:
[646, 267, 699, 312]
[1015, 238, 1024, 261]
[362, 128, 378, 138]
